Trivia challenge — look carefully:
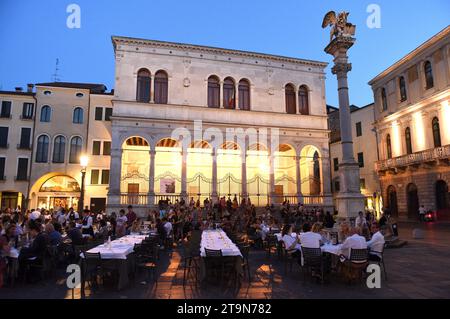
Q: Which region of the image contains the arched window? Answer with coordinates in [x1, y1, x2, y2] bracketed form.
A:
[223, 77, 236, 109]
[238, 79, 250, 110]
[399, 76, 407, 102]
[432, 117, 441, 147]
[424, 61, 434, 89]
[136, 69, 151, 103]
[52, 135, 66, 163]
[207, 75, 220, 108]
[40, 105, 51, 122]
[73, 107, 83, 124]
[69, 136, 83, 164]
[285, 84, 296, 114]
[405, 127, 413, 155]
[154, 70, 168, 104]
[36, 135, 49, 163]
[298, 85, 309, 115]
[386, 134, 392, 159]
[381, 88, 388, 111]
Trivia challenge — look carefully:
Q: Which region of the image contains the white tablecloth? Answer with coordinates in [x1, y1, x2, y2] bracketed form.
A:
[84, 235, 147, 260]
[321, 244, 343, 256]
[200, 230, 242, 257]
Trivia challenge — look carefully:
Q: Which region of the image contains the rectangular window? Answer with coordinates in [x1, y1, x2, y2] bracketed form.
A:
[22, 103, 34, 119]
[92, 141, 101, 155]
[19, 128, 31, 149]
[103, 141, 111, 155]
[0, 157, 5, 180]
[0, 127, 9, 148]
[16, 158, 28, 181]
[1, 101, 12, 118]
[95, 107, 103, 121]
[333, 158, 339, 172]
[105, 108, 113, 121]
[360, 178, 366, 190]
[334, 181, 340, 192]
[101, 170, 110, 185]
[356, 122, 362, 137]
[357, 152, 365, 168]
[91, 169, 100, 185]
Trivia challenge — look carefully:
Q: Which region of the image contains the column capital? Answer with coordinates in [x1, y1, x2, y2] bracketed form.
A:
[331, 62, 352, 75]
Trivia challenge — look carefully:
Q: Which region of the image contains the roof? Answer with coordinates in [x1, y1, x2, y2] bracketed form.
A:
[35, 82, 108, 93]
[326, 103, 374, 114]
[112, 36, 328, 69]
[0, 90, 35, 97]
[369, 25, 450, 85]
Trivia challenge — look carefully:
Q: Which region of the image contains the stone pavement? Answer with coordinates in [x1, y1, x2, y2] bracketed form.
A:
[1, 221, 450, 299]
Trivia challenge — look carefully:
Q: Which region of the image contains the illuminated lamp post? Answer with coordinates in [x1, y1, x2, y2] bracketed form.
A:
[79, 155, 89, 212]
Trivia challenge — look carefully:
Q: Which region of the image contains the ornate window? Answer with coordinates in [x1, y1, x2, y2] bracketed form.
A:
[399, 76, 407, 102]
[386, 134, 392, 159]
[223, 77, 236, 109]
[136, 69, 151, 103]
[154, 70, 168, 104]
[238, 79, 250, 110]
[53, 135, 66, 163]
[73, 107, 83, 124]
[36, 135, 49, 163]
[405, 127, 412, 155]
[424, 61, 434, 90]
[40, 105, 52, 122]
[207, 75, 220, 108]
[69, 136, 83, 164]
[298, 85, 309, 115]
[285, 84, 296, 114]
[432, 117, 441, 148]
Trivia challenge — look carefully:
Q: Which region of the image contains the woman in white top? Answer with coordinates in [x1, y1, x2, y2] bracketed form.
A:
[116, 209, 128, 238]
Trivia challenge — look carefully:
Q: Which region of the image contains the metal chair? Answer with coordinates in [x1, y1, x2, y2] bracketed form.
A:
[281, 242, 296, 274]
[136, 243, 159, 283]
[265, 234, 278, 259]
[340, 248, 369, 284]
[239, 245, 251, 281]
[82, 251, 103, 291]
[301, 247, 324, 283]
[369, 244, 387, 280]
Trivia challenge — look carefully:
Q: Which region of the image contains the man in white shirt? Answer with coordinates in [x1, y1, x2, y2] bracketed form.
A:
[355, 211, 367, 230]
[163, 218, 173, 237]
[418, 205, 426, 222]
[299, 223, 322, 248]
[367, 223, 385, 260]
[340, 227, 367, 259]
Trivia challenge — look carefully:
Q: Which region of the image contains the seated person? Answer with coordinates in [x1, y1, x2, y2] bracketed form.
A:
[281, 224, 301, 252]
[95, 219, 109, 240]
[367, 223, 385, 261]
[19, 220, 49, 265]
[299, 223, 323, 248]
[45, 223, 62, 246]
[340, 227, 367, 260]
[130, 220, 142, 235]
[67, 221, 84, 246]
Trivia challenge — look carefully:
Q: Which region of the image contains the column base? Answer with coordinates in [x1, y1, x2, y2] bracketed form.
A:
[335, 192, 366, 220]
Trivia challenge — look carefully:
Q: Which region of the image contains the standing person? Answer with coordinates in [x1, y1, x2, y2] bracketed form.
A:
[116, 209, 128, 238]
[418, 205, 426, 222]
[81, 209, 94, 237]
[126, 205, 137, 233]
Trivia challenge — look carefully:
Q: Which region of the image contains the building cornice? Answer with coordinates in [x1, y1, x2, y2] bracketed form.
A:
[111, 36, 328, 69]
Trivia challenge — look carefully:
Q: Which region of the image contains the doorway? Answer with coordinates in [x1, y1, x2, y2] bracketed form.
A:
[406, 183, 419, 220]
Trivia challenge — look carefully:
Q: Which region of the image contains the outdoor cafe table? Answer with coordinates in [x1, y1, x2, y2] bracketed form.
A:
[199, 230, 243, 282]
[80, 235, 147, 295]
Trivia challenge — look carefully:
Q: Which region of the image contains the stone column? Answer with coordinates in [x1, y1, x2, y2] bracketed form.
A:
[211, 149, 218, 202]
[296, 155, 303, 204]
[235, 83, 240, 109]
[321, 155, 334, 207]
[241, 149, 247, 199]
[150, 75, 155, 103]
[148, 150, 156, 206]
[325, 36, 365, 220]
[107, 148, 122, 208]
[269, 150, 275, 205]
[219, 81, 224, 108]
[181, 150, 188, 200]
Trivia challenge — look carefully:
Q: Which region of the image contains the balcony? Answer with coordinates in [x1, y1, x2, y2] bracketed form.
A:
[376, 145, 450, 172]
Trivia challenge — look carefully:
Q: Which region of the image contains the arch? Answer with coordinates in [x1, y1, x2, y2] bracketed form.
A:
[223, 77, 236, 109]
[424, 60, 434, 89]
[207, 75, 220, 108]
[187, 140, 213, 201]
[217, 141, 242, 199]
[386, 185, 398, 217]
[136, 68, 151, 103]
[69, 136, 82, 164]
[285, 84, 296, 114]
[154, 137, 182, 195]
[386, 134, 392, 159]
[36, 134, 50, 163]
[406, 183, 419, 219]
[154, 70, 168, 104]
[40, 105, 52, 122]
[298, 85, 309, 115]
[248, 143, 268, 152]
[381, 87, 388, 111]
[189, 140, 212, 149]
[246, 139, 269, 206]
[73, 107, 83, 124]
[405, 127, 413, 155]
[39, 175, 80, 192]
[300, 145, 322, 196]
[52, 135, 66, 163]
[220, 141, 241, 151]
[238, 79, 251, 110]
[121, 135, 151, 195]
[156, 138, 180, 148]
[432, 117, 441, 147]
[123, 136, 150, 148]
[399, 76, 407, 102]
[274, 144, 297, 200]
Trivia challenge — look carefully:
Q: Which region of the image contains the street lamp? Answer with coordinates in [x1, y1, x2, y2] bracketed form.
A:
[79, 155, 89, 213]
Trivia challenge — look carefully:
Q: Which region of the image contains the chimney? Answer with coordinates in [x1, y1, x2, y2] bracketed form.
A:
[15, 87, 23, 92]
[27, 84, 34, 93]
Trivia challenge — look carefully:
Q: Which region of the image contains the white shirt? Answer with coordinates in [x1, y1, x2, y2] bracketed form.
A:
[164, 222, 173, 236]
[341, 234, 368, 258]
[299, 232, 322, 248]
[419, 207, 426, 215]
[282, 234, 301, 251]
[355, 216, 367, 228]
[367, 231, 385, 257]
[81, 216, 93, 229]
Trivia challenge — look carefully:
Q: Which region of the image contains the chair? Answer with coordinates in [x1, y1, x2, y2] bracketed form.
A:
[281, 242, 296, 274]
[369, 243, 387, 280]
[264, 234, 278, 259]
[179, 242, 199, 288]
[136, 243, 159, 283]
[239, 245, 251, 281]
[82, 251, 103, 291]
[341, 248, 369, 284]
[301, 247, 324, 283]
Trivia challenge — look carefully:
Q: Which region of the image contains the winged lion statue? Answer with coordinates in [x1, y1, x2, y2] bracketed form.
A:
[322, 11, 356, 42]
